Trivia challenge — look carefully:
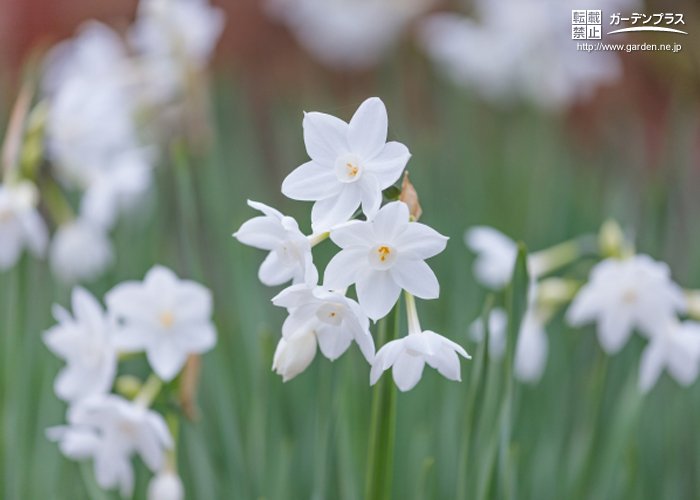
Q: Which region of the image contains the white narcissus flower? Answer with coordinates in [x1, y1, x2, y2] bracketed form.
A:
[130, 0, 225, 103]
[639, 320, 700, 392]
[43, 22, 144, 188]
[272, 284, 375, 363]
[106, 266, 217, 381]
[47, 395, 173, 497]
[50, 219, 114, 284]
[464, 226, 517, 290]
[371, 330, 470, 391]
[43, 288, 117, 402]
[324, 201, 447, 321]
[566, 255, 686, 354]
[282, 97, 411, 232]
[234, 200, 318, 286]
[0, 181, 48, 270]
[148, 470, 185, 500]
[418, 0, 641, 110]
[468, 305, 549, 383]
[266, 0, 431, 71]
[371, 294, 469, 391]
[80, 149, 154, 230]
[131, 0, 225, 70]
[272, 326, 318, 382]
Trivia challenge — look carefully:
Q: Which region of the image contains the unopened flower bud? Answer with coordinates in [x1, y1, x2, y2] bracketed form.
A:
[272, 330, 317, 382]
[148, 471, 184, 500]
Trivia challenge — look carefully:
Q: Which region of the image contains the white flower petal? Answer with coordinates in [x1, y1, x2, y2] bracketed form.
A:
[639, 340, 665, 392]
[394, 222, 448, 260]
[258, 251, 296, 286]
[316, 325, 354, 361]
[390, 260, 439, 299]
[359, 174, 382, 220]
[282, 161, 342, 201]
[392, 353, 425, 391]
[0, 221, 23, 269]
[348, 97, 388, 159]
[310, 184, 362, 232]
[371, 201, 409, 241]
[146, 340, 188, 381]
[370, 339, 405, 385]
[364, 141, 410, 188]
[598, 308, 634, 354]
[426, 346, 461, 381]
[566, 287, 599, 326]
[174, 322, 217, 354]
[234, 216, 286, 250]
[356, 270, 401, 321]
[329, 220, 376, 249]
[303, 111, 349, 165]
[323, 248, 367, 291]
[514, 315, 549, 383]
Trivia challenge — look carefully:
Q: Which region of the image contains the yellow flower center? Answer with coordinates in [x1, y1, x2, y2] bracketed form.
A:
[159, 311, 175, 329]
[377, 246, 391, 262]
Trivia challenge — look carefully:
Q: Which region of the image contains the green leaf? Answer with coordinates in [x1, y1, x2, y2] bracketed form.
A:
[504, 243, 530, 368]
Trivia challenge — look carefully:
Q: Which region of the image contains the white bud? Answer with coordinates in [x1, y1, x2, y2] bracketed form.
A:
[148, 471, 184, 500]
[272, 330, 317, 382]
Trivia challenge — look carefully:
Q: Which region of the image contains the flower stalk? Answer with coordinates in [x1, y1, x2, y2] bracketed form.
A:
[364, 302, 401, 500]
[135, 373, 163, 407]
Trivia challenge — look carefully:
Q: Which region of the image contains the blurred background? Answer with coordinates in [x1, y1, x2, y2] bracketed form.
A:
[2, 0, 700, 499]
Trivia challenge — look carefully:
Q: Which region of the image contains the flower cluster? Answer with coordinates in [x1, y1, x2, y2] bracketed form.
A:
[0, 0, 224, 284]
[235, 97, 470, 391]
[45, 266, 217, 497]
[418, 0, 641, 109]
[466, 221, 700, 392]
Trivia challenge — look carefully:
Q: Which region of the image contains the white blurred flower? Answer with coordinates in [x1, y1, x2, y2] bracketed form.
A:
[50, 220, 114, 284]
[371, 331, 469, 391]
[282, 97, 410, 232]
[469, 308, 507, 359]
[639, 319, 700, 393]
[106, 266, 217, 381]
[148, 470, 185, 500]
[468, 304, 549, 383]
[371, 294, 469, 391]
[272, 284, 375, 363]
[419, 0, 641, 109]
[514, 307, 549, 383]
[234, 200, 318, 286]
[266, 0, 431, 70]
[47, 395, 173, 497]
[42, 21, 130, 95]
[80, 149, 154, 230]
[43, 23, 145, 190]
[43, 288, 117, 401]
[272, 326, 318, 382]
[324, 201, 448, 320]
[130, 0, 225, 102]
[567, 255, 686, 354]
[465, 226, 517, 290]
[0, 181, 48, 270]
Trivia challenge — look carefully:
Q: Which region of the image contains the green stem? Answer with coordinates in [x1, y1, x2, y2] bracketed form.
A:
[135, 374, 163, 407]
[308, 232, 330, 247]
[364, 302, 401, 500]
